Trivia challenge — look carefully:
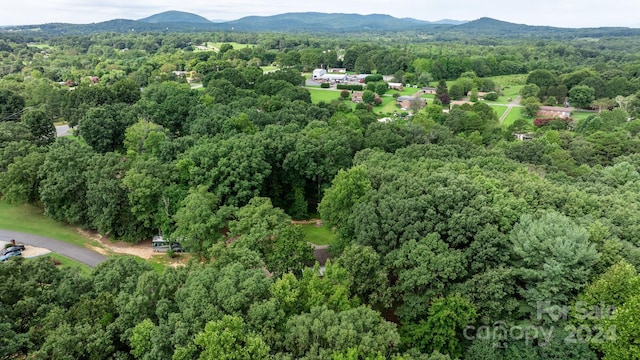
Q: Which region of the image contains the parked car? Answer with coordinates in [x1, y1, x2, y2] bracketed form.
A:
[0, 245, 25, 256]
[0, 250, 22, 262]
[170, 242, 183, 253]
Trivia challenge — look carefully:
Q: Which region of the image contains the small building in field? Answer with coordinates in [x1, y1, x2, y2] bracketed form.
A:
[172, 70, 190, 78]
[450, 99, 473, 107]
[422, 86, 437, 94]
[388, 82, 403, 91]
[514, 133, 534, 141]
[312, 68, 327, 79]
[467, 91, 489, 99]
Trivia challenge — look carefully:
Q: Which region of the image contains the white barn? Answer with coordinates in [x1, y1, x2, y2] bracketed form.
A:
[312, 68, 327, 79]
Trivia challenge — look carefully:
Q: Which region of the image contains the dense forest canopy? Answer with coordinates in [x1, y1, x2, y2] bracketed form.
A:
[2, 25, 640, 359]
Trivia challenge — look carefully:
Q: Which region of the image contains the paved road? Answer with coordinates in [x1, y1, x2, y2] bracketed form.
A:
[0, 230, 106, 267]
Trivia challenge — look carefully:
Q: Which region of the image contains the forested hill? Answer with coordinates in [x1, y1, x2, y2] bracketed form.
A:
[444, 17, 640, 39]
[3, 11, 640, 38]
[224, 12, 448, 32]
[138, 10, 213, 24]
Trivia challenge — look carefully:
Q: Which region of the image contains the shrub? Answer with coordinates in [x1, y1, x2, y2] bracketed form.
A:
[364, 74, 383, 83]
[320, 82, 330, 88]
[533, 117, 573, 129]
[484, 92, 498, 101]
[336, 84, 363, 91]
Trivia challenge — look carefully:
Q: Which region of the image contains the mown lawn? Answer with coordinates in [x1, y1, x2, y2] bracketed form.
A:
[502, 107, 526, 127]
[571, 110, 595, 121]
[489, 74, 528, 87]
[299, 224, 336, 246]
[500, 85, 524, 101]
[376, 96, 401, 114]
[491, 105, 508, 119]
[210, 42, 254, 51]
[261, 65, 279, 73]
[41, 253, 93, 276]
[390, 87, 420, 96]
[0, 202, 101, 248]
[308, 88, 345, 103]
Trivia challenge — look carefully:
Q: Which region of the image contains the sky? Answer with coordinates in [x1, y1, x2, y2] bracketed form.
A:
[1, 0, 639, 28]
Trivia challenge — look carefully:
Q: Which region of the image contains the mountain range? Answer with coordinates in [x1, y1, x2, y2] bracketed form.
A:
[3, 10, 640, 38]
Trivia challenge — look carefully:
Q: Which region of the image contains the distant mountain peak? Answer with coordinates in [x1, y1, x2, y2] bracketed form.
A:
[138, 10, 212, 24]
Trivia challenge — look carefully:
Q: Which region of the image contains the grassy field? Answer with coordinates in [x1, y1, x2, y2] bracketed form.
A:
[491, 105, 508, 119]
[571, 110, 595, 121]
[300, 224, 336, 246]
[490, 74, 528, 87]
[209, 42, 255, 51]
[0, 202, 101, 248]
[42, 253, 93, 276]
[377, 96, 400, 114]
[502, 107, 525, 127]
[261, 65, 279, 73]
[500, 85, 524, 100]
[308, 88, 345, 103]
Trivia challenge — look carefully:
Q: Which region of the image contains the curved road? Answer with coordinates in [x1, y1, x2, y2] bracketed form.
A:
[0, 230, 106, 267]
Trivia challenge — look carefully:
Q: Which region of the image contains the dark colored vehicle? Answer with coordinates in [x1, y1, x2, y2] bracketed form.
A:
[0, 245, 25, 256]
[0, 250, 22, 262]
[170, 243, 183, 253]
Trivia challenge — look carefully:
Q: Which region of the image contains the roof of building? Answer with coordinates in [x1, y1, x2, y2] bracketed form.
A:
[313, 246, 330, 266]
[318, 74, 348, 80]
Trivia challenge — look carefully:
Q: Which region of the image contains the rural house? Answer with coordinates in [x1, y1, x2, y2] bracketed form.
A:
[397, 95, 426, 110]
[536, 105, 575, 118]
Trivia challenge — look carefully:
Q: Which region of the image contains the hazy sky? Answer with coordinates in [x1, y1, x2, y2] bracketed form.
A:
[1, 0, 639, 28]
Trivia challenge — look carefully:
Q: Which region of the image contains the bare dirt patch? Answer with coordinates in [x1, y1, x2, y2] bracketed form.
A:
[22, 245, 51, 258]
[291, 219, 322, 226]
[74, 228, 158, 260]
[98, 237, 159, 260]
